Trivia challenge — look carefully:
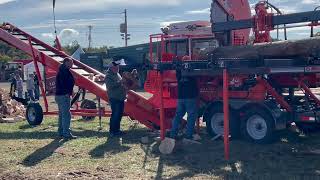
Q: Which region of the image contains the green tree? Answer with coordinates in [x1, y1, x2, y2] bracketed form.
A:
[0, 54, 12, 62]
[62, 42, 109, 55]
[0, 41, 29, 60]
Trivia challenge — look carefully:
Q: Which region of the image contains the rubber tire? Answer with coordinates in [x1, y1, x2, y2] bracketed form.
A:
[26, 103, 43, 126]
[295, 122, 320, 134]
[204, 104, 240, 138]
[241, 107, 275, 144]
[80, 99, 97, 121]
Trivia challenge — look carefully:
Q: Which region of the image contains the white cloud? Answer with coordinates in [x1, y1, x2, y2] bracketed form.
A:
[59, 29, 79, 39]
[41, 29, 79, 44]
[278, 6, 298, 14]
[160, 21, 185, 27]
[0, 0, 14, 4]
[185, 8, 210, 15]
[34, 0, 183, 14]
[302, 0, 318, 4]
[59, 28, 80, 45]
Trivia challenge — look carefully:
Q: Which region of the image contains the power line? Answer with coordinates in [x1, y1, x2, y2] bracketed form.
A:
[103, 12, 124, 15]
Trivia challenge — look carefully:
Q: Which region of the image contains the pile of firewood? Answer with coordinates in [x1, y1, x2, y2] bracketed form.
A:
[0, 88, 25, 123]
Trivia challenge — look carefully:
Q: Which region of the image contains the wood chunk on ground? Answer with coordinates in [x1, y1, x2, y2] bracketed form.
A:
[0, 88, 26, 123]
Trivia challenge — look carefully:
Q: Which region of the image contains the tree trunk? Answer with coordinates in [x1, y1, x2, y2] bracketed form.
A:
[210, 37, 320, 59]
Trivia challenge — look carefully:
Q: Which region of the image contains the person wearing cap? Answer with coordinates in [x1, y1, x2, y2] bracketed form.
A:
[105, 58, 127, 137]
[55, 57, 76, 139]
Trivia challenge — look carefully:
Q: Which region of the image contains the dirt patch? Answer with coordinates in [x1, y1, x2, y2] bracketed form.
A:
[52, 168, 125, 180]
[0, 172, 30, 180]
[95, 166, 126, 179]
[61, 170, 96, 179]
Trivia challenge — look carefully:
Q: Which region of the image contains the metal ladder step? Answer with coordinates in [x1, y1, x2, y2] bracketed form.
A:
[49, 54, 64, 57]
[31, 42, 43, 46]
[12, 33, 25, 36]
[38, 48, 51, 51]
[71, 65, 82, 69]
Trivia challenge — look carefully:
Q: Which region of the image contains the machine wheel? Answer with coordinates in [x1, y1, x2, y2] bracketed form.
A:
[204, 104, 240, 138]
[295, 122, 320, 134]
[241, 107, 275, 144]
[80, 99, 97, 121]
[26, 103, 43, 126]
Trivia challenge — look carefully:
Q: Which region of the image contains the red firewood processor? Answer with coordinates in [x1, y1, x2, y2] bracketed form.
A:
[0, 1, 320, 155]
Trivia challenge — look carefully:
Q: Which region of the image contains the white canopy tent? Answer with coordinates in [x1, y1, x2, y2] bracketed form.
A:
[71, 46, 85, 60]
[23, 62, 44, 80]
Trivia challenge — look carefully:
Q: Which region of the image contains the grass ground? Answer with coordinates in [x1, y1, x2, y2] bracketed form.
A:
[0, 116, 320, 180]
[1, 83, 320, 179]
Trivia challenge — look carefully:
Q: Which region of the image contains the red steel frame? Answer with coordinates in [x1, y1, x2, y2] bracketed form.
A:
[149, 33, 216, 140]
[149, 33, 233, 158]
[148, 31, 320, 160]
[223, 69, 230, 160]
[253, 1, 273, 43]
[28, 34, 112, 118]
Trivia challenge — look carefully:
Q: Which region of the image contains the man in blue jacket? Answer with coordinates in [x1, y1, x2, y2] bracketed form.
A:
[55, 57, 76, 139]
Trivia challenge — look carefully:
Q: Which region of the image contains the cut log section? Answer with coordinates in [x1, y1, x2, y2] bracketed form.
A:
[159, 138, 176, 154]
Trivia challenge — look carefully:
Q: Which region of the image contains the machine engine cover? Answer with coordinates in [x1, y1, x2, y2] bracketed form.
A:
[211, 0, 251, 45]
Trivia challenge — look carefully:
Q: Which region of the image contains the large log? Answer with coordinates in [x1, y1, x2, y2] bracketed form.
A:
[209, 37, 320, 59]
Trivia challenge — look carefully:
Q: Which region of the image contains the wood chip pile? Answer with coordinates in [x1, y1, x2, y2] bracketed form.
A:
[0, 88, 25, 123]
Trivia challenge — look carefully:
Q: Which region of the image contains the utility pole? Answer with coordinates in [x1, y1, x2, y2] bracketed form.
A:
[120, 9, 130, 47]
[124, 9, 128, 47]
[88, 25, 93, 49]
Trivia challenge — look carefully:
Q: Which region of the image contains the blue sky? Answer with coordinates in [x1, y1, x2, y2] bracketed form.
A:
[0, 0, 319, 48]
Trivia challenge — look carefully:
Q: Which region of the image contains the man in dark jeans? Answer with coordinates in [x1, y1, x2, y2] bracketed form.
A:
[55, 57, 76, 139]
[105, 59, 127, 137]
[170, 69, 199, 141]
